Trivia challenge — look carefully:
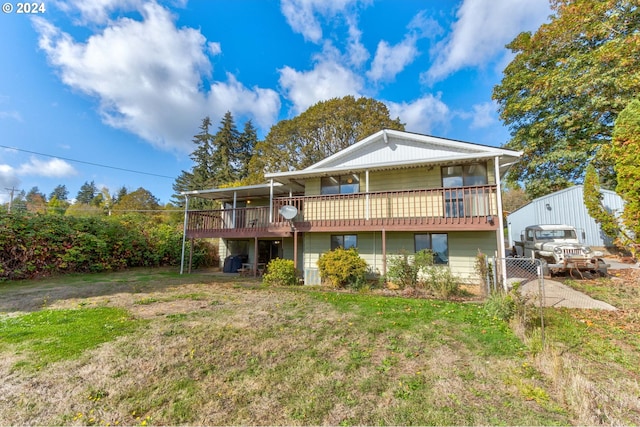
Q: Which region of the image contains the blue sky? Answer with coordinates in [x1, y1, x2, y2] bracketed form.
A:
[0, 0, 551, 205]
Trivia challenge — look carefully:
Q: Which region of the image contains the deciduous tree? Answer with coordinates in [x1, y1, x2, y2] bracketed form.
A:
[114, 187, 160, 214]
[247, 96, 404, 183]
[493, 0, 640, 198]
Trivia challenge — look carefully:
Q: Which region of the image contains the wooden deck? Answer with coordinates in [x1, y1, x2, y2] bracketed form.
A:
[185, 185, 499, 238]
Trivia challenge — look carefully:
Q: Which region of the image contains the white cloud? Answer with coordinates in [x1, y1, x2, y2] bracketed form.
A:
[424, 0, 550, 83]
[407, 10, 443, 38]
[367, 37, 418, 83]
[34, 2, 280, 153]
[279, 56, 364, 115]
[467, 101, 497, 129]
[386, 94, 450, 135]
[0, 111, 23, 122]
[280, 0, 364, 43]
[208, 74, 281, 130]
[17, 157, 77, 177]
[345, 14, 369, 67]
[367, 10, 441, 85]
[54, 0, 143, 24]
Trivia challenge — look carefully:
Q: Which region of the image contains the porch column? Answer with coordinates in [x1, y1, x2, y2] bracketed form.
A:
[494, 156, 507, 288]
[269, 179, 274, 223]
[180, 195, 190, 275]
[232, 192, 237, 228]
[365, 170, 370, 220]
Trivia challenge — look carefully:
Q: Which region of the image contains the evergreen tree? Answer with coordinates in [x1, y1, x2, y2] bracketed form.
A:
[236, 120, 258, 181]
[211, 111, 239, 185]
[611, 98, 640, 250]
[190, 116, 216, 190]
[49, 184, 69, 201]
[76, 181, 98, 204]
[114, 186, 128, 204]
[171, 117, 217, 210]
[171, 169, 195, 206]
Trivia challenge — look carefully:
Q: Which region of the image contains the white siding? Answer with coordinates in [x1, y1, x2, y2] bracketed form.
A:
[506, 185, 625, 248]
[316, 134, 485, 169]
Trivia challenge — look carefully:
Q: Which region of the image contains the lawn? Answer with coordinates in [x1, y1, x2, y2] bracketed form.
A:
[0, 267, 637, 425]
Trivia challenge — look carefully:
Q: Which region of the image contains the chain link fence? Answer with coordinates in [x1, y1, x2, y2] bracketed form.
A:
[486, 256, 546, 345]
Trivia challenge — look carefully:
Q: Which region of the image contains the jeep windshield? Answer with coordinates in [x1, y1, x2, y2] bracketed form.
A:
[535, 229, 577, 240]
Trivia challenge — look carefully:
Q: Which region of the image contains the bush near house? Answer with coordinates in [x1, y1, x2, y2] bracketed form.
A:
[385, 250, 462, 299]
[317, 247, 368, 289]
[262, 258, 298, 286]
[0, 211, 213, 280]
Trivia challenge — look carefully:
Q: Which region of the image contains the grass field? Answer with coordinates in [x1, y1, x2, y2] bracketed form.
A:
[0, 267, 638, 425]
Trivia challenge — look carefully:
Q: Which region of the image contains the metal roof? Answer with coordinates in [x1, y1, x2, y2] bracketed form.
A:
[266, 129, 521, 184]
[181, 182, 300, 201]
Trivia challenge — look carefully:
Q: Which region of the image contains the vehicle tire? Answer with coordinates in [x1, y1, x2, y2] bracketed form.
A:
[539, 259, 550, 278]
[596, 259, 608, 277]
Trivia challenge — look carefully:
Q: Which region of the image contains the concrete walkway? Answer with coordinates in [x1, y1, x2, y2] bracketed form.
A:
[519, 279, 617, 310]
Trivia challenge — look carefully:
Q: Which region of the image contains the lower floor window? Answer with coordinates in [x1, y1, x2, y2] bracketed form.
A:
[414, 233, 448, 265]
[331, 235, 357, 250]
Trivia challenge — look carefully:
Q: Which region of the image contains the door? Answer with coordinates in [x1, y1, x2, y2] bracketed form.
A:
[258, 240, 282, 264]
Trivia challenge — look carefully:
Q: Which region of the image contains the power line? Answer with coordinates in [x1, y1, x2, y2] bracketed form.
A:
[0, 145, 175, 179]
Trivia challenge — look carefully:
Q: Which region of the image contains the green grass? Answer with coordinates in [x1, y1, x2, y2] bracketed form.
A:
[7, 268, 640, 425]
[0, 306, 141, 370]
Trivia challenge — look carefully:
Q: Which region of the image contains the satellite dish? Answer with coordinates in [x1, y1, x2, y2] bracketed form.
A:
[279, 205, 298, 220]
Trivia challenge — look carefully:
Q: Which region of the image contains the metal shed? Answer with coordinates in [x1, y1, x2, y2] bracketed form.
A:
[506, 185, 625, 249]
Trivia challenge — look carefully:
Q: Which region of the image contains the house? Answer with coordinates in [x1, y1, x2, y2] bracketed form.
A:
[180, 129, 522, 285]
[506, 185, 625, 249]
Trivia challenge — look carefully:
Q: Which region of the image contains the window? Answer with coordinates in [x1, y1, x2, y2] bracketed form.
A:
[414, 233, 448, 265]
[331, 235, 357, 250]
[321, 174, 360, 195]
[442, 163, 488, 217]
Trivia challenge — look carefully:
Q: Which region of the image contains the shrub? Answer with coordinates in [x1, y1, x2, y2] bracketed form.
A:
[474, 250, 494, 294]
[420, 265, 462, 299]
[0, 211, 190, 280]
[483, 291, 517, 322]
[262, 258, 298, 286]
[385, 251, 417, 289]
[317, 247, 368, 289]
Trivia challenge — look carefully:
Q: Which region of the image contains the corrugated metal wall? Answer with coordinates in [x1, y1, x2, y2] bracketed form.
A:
[506, 185, 625, 248]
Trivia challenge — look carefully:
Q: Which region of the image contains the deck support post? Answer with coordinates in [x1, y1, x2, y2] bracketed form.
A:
[180, 195, 190, 275]
[293, 228, 298, 275]
[188, 238, 193, 273]
[254, 237, 259, 277]
[381, 229, 387, 278]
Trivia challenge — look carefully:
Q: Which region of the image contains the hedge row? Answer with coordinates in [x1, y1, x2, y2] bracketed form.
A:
[0, 212, 205, 280]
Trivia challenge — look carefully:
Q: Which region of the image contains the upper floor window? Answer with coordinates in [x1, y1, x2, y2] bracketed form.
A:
[442, 163, 487, 187]
[321, 174, 360, 195]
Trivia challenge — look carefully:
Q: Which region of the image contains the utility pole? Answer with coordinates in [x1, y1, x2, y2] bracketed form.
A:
[5, 187, 16, 213]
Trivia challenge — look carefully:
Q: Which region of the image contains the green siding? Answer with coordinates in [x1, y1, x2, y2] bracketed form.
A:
[301, 230, 497, 285]
[302, 161, 493, 197]
[369, 167, 441, 191]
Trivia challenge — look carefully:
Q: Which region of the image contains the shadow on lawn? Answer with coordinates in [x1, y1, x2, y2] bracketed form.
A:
[0, 267, 256, 313]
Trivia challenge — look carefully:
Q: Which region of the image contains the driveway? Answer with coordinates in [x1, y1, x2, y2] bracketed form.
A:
[519, 279, 617, 310]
